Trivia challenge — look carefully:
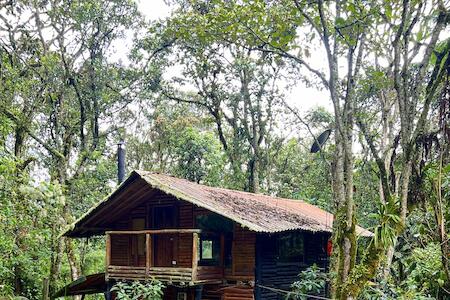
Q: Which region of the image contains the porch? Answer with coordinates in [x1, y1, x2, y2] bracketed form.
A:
[105, 229, 223, 285]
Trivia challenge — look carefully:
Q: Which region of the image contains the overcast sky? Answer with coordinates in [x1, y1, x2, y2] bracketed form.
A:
[134, 0, 331, 114]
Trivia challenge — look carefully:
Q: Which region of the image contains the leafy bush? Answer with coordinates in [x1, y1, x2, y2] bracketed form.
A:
[360, 243, 445, 300]
[111, 279, 164, 300]
[360, 281, 435, 300]
[288, 265, 328, 300]
[405, 243, 446, 297]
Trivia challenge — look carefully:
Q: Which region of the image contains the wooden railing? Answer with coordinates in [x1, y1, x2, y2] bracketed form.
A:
[105, 229, 222, 284]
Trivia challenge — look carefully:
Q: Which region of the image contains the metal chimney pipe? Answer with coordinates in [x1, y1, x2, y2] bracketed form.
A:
[117, 140, 126, 184]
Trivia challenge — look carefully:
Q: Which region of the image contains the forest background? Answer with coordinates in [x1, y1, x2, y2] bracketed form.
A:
[1, 0, 449, 299]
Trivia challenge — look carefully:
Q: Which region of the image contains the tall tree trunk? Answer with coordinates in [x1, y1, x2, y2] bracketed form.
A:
[49, 228, 64, 296]
[66, 239, 80, 281]
[434, 155, 450, 286]
[331, 135, 347, 298]
[248, 156, 260, 193]
[66, 239, 82, 300]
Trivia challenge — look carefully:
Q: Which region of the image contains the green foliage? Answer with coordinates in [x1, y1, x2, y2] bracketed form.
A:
[305, 107, 334, 130]
[361, 243, 444, 300]
[111, 279, 165, 300]
[126, 104, 226, 186]
[0, 155, 62, 298]
[167, 0, 302, 51]
[173, 127, 225, 185]
[80, 241, 106, 275]
[361, 282, 435, 300]
[352, 160, 381, 229]
[1, 0, 449, 299]
[0, 0, 141, 297]
[68, 158, 116, 218]
[406, 243, 446, 296]
[288, 265, 328, 300]
[272, 138, 332, 210]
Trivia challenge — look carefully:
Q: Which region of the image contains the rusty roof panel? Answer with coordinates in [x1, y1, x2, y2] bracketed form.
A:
[137, 171, 372, 237]
[54, 273, 106, 298]
[64, 170, 372, 237]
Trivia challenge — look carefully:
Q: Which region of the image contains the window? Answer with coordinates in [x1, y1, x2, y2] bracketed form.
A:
[177, 292, 187, 300]
[199, 235, 220, 266]
[277, 232, 305, 262]
[194, 213, 233, 266]
[201, 240, 213, 259]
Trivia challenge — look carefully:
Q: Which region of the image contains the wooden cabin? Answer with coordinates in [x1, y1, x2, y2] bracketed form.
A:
[57, 171, 372, 300]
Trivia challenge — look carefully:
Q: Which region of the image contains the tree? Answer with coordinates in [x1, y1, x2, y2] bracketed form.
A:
[127, 104, 225, 186]
[0, 0, 141, 295]
[1, 0, 448, 298]
[355, 2, 450, 283]
[139, 13, 293, 193]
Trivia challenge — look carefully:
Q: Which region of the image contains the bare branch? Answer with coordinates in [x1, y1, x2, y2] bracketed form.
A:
[357, 118, 390, 201]
[233, 22, 330, 89]
[0, 107, 65, 160]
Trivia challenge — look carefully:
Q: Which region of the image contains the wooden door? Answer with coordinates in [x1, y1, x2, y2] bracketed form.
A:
[154, 206, 177, 267]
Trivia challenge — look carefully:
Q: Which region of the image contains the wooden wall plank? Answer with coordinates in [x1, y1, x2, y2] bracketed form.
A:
[229, 225, 256, 281]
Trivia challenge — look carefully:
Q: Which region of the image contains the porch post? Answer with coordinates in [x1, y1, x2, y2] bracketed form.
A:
[105, 233, 111, 280]
[146, 233, 152, 277]
[192, 232, 199, 282]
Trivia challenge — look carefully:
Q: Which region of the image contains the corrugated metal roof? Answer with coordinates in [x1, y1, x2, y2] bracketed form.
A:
[64, 170, 372, 237]
[136, 171, 372, 237]
[53, 273, 106, 298]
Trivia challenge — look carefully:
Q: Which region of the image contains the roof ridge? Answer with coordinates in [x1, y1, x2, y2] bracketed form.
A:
[140, 170, 316, 207]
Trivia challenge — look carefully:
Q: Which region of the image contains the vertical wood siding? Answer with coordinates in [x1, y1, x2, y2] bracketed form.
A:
[110, 234, 130, 266]
[228, 225, 255, 281]
[178, 202, 194, 267]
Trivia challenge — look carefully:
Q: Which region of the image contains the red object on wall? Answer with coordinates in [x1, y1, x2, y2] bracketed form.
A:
[326, 239, 333, 256]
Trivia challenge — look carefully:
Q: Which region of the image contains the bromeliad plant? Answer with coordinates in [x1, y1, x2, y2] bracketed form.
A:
[111, 279, 165, 300]
[370, 196, 402, 249]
